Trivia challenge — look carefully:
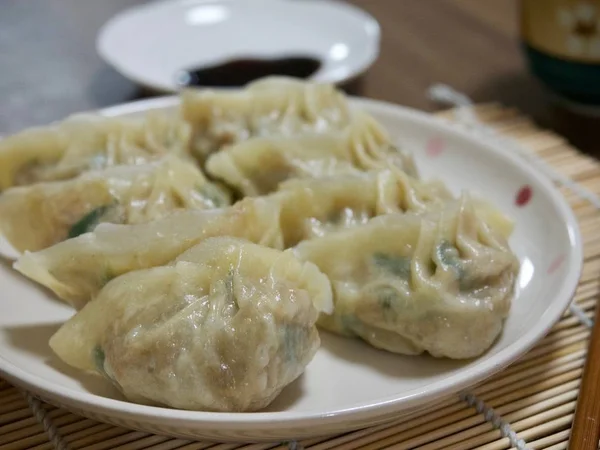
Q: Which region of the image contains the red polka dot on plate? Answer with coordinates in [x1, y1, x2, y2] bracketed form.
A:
[425, 136, 445, 158]
[547, 254, 566, 274]
[515, 185, 533, 207]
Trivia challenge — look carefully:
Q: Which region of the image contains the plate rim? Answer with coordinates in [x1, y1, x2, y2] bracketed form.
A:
[96, 0, 382, 93]
[0, 95, 583, 431]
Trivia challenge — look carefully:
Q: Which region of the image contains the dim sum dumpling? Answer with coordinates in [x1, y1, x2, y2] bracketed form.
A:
[181, 77, 352, 163]
[14, 196, 285, 309]
[0, 112, 192, 190]
[205, 112, 419, 196]
[277, 169, 453, 245]
[49, 237, 332, 412]
[293, 195, 520, 359]
[14, 170, 454, 308]
[0, 155, 231, 253]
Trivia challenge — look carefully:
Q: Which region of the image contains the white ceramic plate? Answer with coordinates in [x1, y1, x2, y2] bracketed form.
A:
[97, 0, 380, 92]
[0, 97, 582, 442]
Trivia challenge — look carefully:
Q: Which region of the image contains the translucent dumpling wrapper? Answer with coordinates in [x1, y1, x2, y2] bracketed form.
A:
[0, 155, 232, 253]
[293, 195, 520, 359]
[181, 77, 353, 164]
[14, 170, 456, 308]
[205, 112, 419, 196]
[49, 237, 333, 412]
[0, 111, 192, 191]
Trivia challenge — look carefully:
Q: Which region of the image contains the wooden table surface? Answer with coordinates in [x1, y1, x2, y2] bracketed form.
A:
[1, 0, 599, 152]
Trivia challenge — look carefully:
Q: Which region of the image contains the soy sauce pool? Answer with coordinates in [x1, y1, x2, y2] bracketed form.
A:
[175, 56, 322, 88]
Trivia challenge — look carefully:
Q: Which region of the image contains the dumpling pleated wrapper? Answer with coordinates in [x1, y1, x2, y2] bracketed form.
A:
[181, 77, 352, 164]
[49, 237, 333, 412]
[14, 170, 454, 308]
[0, 155, 232, 253]
[205, 112, 419, 196]
[0, 111, 192, 191]
[293, 195, 520, 359]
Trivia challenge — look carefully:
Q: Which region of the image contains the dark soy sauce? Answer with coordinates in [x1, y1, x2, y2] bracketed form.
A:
[175, 55, 322, 88]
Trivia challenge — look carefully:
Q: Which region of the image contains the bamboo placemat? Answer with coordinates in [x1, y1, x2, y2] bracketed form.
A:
[0, 103, 596, 450]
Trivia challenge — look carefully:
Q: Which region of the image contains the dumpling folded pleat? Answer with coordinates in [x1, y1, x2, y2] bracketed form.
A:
[293, 194, 520, 359]
[0, 112, 192, 191]
[205, 112, 419, 196]
[49, 237, 332, 412]
[0, 155, 232, 253]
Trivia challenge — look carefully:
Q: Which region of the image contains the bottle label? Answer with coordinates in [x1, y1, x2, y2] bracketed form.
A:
[521, 0, 600, 63]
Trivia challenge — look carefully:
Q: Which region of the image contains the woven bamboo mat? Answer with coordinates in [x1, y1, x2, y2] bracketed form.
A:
[0, 103, 596, 450]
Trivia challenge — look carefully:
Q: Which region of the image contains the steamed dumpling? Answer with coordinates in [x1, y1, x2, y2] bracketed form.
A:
[276, 171, 512, 244]
[14, 170, 453, 308]
[293, 195, 520, 359]
[205, 112, 419, 196]
[0, 112, 192, 190]
[0, 155, 231, 253]
[276, 170, 454, 245]
[14, 196, 285, 309]
[49, 237, 332, 412]
[181, 77, 352, 164]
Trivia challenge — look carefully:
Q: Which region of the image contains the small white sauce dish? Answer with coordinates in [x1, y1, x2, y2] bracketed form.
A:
[96, 0, 381, 92]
